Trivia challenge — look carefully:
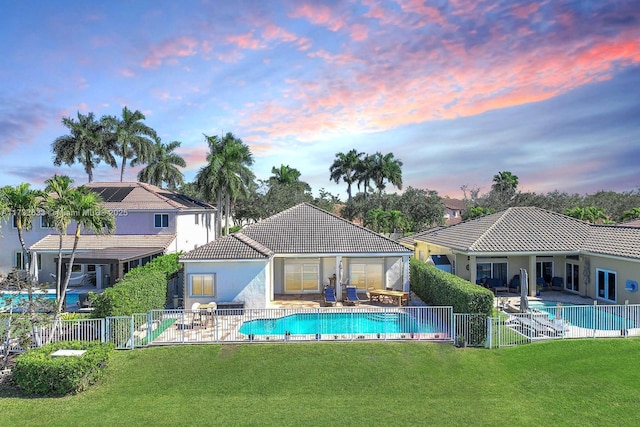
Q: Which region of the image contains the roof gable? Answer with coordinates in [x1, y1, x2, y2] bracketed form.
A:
[180, 233, 273, 260]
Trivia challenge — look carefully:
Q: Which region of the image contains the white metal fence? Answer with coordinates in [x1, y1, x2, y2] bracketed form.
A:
[5, 302, 640, 353]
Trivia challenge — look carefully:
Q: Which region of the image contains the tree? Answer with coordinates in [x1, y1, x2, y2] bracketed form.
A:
[490, 171, 519, 207]
[0, 183, 46, 344]
[51, 186, 116, 325]
[269, 164, 302, 186]
[104, 106, 157, 182]
[135, 137, 186, 189]
[398, 187, 444, 231]
[564, 206, 608, 224]
[330, 149, 364, 204]
[356, 153, 376, 197]
[195, 133, 255, 236]
[52, 112, 116, 182]
[622, 207, 640, 222]
[369, 152, 403, 195]
[463, 206, 495, 220]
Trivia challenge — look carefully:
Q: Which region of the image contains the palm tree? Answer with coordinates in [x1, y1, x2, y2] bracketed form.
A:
[59, 187, 115, 317]
[0, 183, 46, 343]
[134, 137, 186, 189]
[104, 106, 157, 182]
[330, 149, 364, 204]
[370, 152, 403, 195]
[356, 153, 376, 197]
[0, 183, 45, 276]
[491, 171, 519, 205]
[195, 133, 255, 236]
[269, 165, 302, 186]
[52, 112, 116, 182]
[43, 175, 75, 308]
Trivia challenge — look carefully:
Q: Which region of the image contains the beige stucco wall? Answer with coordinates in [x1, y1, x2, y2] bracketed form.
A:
[584, 254, 640, 304]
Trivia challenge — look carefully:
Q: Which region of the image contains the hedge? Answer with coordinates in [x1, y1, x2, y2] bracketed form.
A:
[90, 253, 181, 318]
[410, 258, 493, 316]
[12, 340, 114, 396]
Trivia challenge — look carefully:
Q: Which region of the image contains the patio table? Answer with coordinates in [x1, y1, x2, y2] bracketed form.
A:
[369, 290, 409, 306]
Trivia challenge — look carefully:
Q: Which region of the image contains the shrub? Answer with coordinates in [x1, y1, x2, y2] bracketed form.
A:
[12, 340, 114, 396]
[410, 258, 493, 316]
[91, 254, 181, 318]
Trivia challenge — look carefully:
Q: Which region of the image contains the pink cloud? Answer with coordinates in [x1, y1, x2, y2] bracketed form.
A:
[227, 31, 262, 49]
[289, 3, 346, 32]
[142, 36, 199, 68]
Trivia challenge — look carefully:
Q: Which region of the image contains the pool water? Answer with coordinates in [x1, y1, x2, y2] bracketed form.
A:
[529, 301, 636, 330]
[0, 291, 80, 309]
[239, 312, 435, 335]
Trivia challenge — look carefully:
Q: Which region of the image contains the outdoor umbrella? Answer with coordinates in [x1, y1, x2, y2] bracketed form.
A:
[520, 268, 529, 313]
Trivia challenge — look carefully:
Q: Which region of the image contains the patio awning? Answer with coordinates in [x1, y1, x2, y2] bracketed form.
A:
[59, 247, 166, 264]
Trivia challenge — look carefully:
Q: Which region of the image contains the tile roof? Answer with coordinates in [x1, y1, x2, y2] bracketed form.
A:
[180, 233, 274, 260]
[29, 234, 176, 251]
[240, 203, 412, 254]
[412, 207, 640, 260]
[84, 182, 215, 211]
[181, 203, 412, 260]
[583, 225, 640, 260]
[442, 198, 467, 211]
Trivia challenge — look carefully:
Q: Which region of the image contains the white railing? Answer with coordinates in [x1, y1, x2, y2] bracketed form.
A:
[5, 302, 640, 352]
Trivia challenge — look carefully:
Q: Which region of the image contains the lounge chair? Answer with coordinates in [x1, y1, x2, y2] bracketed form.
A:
[344, 287, 361, 306]
[50, 273, 87, 287]
[324, 287, 337, 306]
[551, 276, 564, 290]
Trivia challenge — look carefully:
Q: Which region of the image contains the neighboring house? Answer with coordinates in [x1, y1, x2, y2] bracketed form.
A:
[180, 203, 412, 309]
[11, 182, 215, 287]
[402, 207, 640, 304]
[442, 198, 466, 226]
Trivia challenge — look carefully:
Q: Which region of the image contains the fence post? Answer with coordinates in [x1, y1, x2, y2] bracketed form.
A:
[486, 317, 492, 348]
[593, 301, 597, 339]
[130, 315, 135, 350]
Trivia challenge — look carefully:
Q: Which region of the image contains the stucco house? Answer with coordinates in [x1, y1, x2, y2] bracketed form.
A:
[16, 182, 215, 288]
[402, 207, 640, 304]
[442, 198, 466, 226]
[180, 203, 412, 309]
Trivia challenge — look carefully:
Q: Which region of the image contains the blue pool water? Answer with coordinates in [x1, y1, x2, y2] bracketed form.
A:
[529, 301, 636, 330]
[0, 291, 80, 309]
[239, 312, 437, 335]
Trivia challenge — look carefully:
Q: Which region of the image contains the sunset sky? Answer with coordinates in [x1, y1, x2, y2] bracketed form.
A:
[2, 0, 639, 200]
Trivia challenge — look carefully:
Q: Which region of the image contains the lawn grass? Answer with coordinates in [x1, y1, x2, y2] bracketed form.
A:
[3, 339, 640, 426]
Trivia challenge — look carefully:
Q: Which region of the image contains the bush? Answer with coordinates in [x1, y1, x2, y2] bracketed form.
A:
[12, 341, 114, 396]
[91, 254, 181, 318]
[410, 258, 493, 316]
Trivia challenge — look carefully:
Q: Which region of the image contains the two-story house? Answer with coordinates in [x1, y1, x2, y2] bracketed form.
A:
[0, 182, 215, 288]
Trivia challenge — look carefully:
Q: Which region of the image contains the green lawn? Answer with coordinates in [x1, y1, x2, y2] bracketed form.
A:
[3, 339, 640, 426]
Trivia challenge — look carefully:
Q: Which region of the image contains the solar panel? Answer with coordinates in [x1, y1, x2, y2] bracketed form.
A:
[87, 186, 134, 202]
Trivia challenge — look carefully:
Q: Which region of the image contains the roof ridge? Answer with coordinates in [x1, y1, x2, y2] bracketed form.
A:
[233, 232, 275, 257]
[136, 182, 182, 209]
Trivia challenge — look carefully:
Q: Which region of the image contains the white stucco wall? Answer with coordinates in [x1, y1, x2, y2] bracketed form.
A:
[174, 211, 214, 253]
[182, 259, 270, 309]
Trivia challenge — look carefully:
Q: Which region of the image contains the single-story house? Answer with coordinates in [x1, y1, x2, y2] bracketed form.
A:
[180, 203, 413, 309]
[402, 207, 640, 304]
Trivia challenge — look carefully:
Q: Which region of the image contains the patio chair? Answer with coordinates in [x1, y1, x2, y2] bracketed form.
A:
[344, 286, 361, 306]
[508, 275, 521, 293]
[190, 302, 202, 327]
[324, 287, 337, 306]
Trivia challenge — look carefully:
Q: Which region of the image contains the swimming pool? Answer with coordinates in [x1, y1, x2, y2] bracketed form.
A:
[529, 301, 637, 330]
[0, 291, 80, 310]
[239, 312, 438, 336]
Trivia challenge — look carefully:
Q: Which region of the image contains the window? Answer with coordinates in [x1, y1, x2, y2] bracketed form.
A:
[11, 215, 17, 229]
[476, 262, 507, 283]
[195, 214, 199, 225]
[285, 262, 319, 292]
[190, 274, 216, 297]
[536, 261, 553, 285]
[154, 213, 169, 228]
[14, 252, 41, 270]
[350, 262, 384, 290]
[596, 269, 616, 302]
[41, 215, 55, 229]
[565, 262, 579, 292]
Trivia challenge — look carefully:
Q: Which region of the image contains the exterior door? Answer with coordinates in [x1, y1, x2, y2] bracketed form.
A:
[284, 262, 319, 293]
[565, 263, 579, 292]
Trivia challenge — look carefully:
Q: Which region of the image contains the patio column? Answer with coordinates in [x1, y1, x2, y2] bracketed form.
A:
[402, 255, 410, 292]
[529, 255, 537, 297]
[469, 255, 477, 284]
[335, 255, 343, 301]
